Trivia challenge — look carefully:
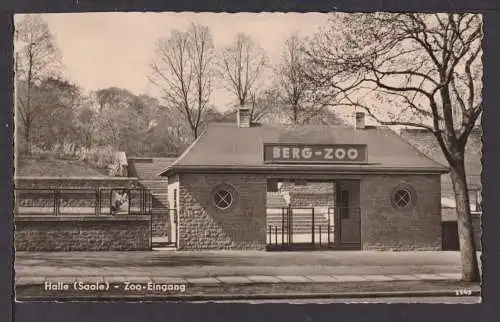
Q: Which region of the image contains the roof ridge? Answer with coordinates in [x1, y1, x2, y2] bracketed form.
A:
[161, 123, 450, 175]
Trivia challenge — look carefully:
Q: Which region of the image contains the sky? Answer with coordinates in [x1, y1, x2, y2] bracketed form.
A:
[25, 12, 332, 110]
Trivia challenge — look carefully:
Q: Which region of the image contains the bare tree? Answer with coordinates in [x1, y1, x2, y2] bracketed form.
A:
[150, 23, 215, 139]
[15, 14, 61, 154]
[306, 13, 482, 282]
[247, 88, 281, 124]
[275, 33, 311, 124]
[274, 33, 341, 125]
[219, 33, 268, 112]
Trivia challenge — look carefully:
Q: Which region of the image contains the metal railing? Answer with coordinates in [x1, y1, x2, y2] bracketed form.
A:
[266, 206, 361, 248]
[266, 206, 315, 246]
[14, 187, 153, 216]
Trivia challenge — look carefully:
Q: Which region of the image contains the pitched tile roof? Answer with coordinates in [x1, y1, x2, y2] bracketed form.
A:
[399, 128, 482, 199]
[160, 123, 448, 175]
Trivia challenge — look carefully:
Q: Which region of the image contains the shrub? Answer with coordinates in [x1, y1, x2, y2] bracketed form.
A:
[76, 146, 118, 169]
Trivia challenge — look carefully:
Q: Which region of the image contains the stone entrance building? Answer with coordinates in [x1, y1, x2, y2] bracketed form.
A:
[159, 110, 448, 251]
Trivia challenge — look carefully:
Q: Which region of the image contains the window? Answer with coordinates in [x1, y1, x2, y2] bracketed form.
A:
[391, 184, 416, 210]
[214, 190, 233, 210]
[211, 184, 239, 211]
[394, 189, 411, 208]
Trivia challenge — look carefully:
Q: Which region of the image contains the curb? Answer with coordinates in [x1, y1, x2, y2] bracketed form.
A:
[16, 289, 481, 302]
[16, 273, 463, 286]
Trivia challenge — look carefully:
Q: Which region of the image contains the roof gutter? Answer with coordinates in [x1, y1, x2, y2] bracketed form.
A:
[162, 165, 449, 176]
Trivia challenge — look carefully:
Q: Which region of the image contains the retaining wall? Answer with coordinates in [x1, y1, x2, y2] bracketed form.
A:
[15, 215, 150, 251]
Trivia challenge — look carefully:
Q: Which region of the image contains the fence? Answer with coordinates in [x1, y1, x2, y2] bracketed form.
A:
[266, 206, 361, 249]
[14, 187, 153, 216]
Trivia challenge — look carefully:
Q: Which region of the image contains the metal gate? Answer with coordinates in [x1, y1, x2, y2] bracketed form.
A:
[151, 208, 177, 248]
[266, 206, 360, 250]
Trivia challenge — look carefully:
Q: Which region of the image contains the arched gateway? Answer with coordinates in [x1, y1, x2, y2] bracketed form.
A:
[159, 109, 448, 251]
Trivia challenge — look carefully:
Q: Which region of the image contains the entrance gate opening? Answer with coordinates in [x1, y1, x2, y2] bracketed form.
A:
[266, 180, 361, 250]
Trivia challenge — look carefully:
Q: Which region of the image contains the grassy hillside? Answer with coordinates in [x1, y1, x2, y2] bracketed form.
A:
[15, 154, 108, 177]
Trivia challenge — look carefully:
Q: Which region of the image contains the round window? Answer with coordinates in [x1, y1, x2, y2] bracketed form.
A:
[394, 189, 411, 208]
[214, 190, 233, 210]
[391, 185, 417, 210]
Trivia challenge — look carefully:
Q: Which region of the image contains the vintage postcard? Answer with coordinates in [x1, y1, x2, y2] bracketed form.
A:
[13, 12, 482, 303]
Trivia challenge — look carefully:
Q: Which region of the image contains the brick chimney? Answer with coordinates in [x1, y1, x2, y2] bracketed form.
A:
[355, 112, 365, 130]
[237, 108, 251, 128]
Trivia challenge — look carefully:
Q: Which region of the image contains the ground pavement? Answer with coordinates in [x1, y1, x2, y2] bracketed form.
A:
[14, 250, 482, 302]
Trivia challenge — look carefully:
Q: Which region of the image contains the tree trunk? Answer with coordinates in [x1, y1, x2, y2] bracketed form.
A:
[450, 160, 480, 282]
[193, 126, 198, 140]
[24, 122, 31, 155]
[293, 105, 298, 124]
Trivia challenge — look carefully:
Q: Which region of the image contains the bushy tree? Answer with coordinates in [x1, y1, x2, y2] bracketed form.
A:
[15, 14, 62, 154]
[306, 13, 482, 281]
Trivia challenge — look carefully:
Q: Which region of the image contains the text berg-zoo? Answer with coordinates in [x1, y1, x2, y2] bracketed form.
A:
[272, 147, 359, 161]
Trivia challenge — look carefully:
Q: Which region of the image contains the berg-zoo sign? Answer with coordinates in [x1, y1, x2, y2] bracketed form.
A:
[263, 144, 367, 163]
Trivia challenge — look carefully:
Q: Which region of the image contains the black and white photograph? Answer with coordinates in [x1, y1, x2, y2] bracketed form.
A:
[13, 12, 482, 304]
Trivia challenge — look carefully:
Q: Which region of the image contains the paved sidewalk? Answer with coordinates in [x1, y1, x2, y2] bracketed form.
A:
[15, 251, 481, 301]
[16, 250, 480, 278]
[16, 272, 463, 286]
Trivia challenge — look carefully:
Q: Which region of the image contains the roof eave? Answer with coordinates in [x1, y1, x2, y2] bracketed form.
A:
[163, 165, 449, 175]
[158, 167, 172, 177]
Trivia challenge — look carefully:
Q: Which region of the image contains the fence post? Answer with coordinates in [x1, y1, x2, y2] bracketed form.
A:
[98, 188, 102, 216]
[327, 208, 331, 245]
[281, 208, 285, 245]
[149, 192, 152, 216]
[288, 206, 292, 244]
[54, 189, 60, 216]
[143, 188, 146, 215]
[149, 205, 153, 249]
[53, 189, 56, 216]
[311, 207, 315, 245]
[94, 189, 98, 216]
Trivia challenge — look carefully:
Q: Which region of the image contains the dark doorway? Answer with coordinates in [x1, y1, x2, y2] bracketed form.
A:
[442, 221, 460, 250]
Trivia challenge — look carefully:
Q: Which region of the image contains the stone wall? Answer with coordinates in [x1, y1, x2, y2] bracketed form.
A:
[177, 173, 267, 250]
[15, 215, 150, 251]
[281, 181, 334, 209]
[281, 182, 334, 194]
[289, 193, 334, 208]
[172, 172, 441, 251]
[361, 174, 442, 251]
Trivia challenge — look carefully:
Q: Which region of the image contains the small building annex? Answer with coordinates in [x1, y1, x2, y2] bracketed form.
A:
[159, 110, 449, 251]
